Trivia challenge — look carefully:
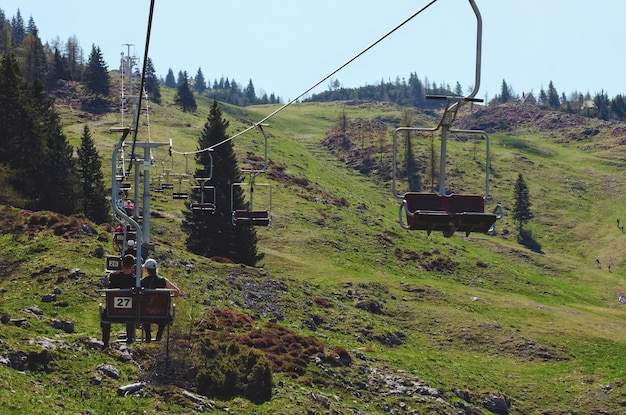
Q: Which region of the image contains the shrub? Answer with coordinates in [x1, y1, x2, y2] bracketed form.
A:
[195, 338, 272, 404]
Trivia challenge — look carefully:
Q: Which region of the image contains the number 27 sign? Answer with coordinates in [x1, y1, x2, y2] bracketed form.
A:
[113, 297, 133, 309]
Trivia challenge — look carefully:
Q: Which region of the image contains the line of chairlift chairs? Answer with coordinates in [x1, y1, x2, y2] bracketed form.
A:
[99, 146, 273, 347]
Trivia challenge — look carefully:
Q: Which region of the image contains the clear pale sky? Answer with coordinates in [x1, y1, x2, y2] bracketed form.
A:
[4, 1, 624, 102]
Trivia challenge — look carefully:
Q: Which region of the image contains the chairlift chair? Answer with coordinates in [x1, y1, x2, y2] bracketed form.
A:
[231, 123, 272, 226]
[99, 287, 177, 343]
[172, 175, 190, 200]
[231, 177, 272, 226]
[190, 176, 216, 212]
[391, 0, 500, 237]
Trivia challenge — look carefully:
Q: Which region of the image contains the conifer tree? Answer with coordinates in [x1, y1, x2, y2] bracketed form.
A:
[21, 27, 47, 84]
[500, 79, 511, 103]
[547, 81, 560, 109]
[182, 100, 260, 266]
[32, 80, 80, 215]
[49, 48, 71, 87]
[10, 9, 25, 46]
[513, 173, 533, 234]
[0, 9, 10, 54]
[174, 71, 197, 112]
[194, 67, 206, 93]
[77, 125, 110, 223]
[83, 44, 110, 97]
[164, 67, 176, 88]
[244, 79, 256, 104]
[144, 58, 161, 104]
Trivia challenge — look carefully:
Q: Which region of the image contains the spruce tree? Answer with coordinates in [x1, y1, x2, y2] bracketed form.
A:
[144, 58, 161, 104]
[77, 125, 110, 224]
[194, 67, 206, 93]
[547, 81, 560, 109]
[32, 80, 80, 215]
[174, 71, 197, 112]
[513, 173, 533, 234]
[500, 79, 511, 103]
[21, 30, 47, 85]
[164, 68, 176, 88]
[83, 44, 110, 97]
[182, 100, 260, 265]
[10, 9, 25, 46]
[244, 79, 256, 105]
[48, 48, 71, 87]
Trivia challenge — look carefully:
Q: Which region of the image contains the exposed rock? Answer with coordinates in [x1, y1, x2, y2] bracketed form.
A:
[483, 393, 510, 414]
[97, 363, 120, 379]
[52, 319, 74, 333]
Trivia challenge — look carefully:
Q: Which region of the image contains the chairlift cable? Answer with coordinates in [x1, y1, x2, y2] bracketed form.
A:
[170, 0, 439, 156]
[126, 0, 156, 176]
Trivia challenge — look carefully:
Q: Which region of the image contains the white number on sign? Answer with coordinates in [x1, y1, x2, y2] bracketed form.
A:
[113, 297, 133, 309]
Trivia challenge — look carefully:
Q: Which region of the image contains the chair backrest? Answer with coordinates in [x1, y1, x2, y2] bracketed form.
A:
[105, 256, 123, 272]
[447, 194, 484, 213]
[403, 193, 443, 212]
[104, 289, 171, 320]
[232, 210, 271, 226]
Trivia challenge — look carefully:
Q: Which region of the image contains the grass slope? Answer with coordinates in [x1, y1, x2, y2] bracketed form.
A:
[1, 90, 626, 414]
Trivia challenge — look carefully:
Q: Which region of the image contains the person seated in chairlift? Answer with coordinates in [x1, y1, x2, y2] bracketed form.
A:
[140, 258, 179, 342]
[124, 200, 134, 216]
[101, 254, 137, 349]
[126, 239, 137, 257]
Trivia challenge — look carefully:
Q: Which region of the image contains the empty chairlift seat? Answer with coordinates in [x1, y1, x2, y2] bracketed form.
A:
[232, 209, 271, 226]
[402, 193, 497, 237]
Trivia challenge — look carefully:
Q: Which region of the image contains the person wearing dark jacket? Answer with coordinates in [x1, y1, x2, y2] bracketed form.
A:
[141, 258, 179, 341]
[101, 254, 136, 348]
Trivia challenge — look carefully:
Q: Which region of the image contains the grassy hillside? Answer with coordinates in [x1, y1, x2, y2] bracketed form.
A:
[2, 87, 626, 414]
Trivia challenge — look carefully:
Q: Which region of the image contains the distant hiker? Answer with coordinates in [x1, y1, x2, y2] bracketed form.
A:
[595, 257, 601, 269]
[101, 254, 137, 349]
[141, 258, 179, 342]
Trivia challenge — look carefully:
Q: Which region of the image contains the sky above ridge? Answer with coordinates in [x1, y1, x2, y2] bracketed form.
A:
[5, 1, 625, 102]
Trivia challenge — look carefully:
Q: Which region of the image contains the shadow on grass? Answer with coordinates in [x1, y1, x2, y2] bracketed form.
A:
[518, 230, 543, 253]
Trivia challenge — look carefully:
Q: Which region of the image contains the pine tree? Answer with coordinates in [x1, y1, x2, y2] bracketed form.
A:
[164, 68, 176, 88]
[500, 79, 511, 103]
[21, 26, 48, 84]
[10, 9, 25, 46]
[32, 80, 80, 214]
[547, 81, 560, 109]
[48, 48, 71, 88]
[194, 67, 206, 93]
[77, 125, 110, 223]
[83, 44, 110, 97]
[244, 79, 256, 104]
[144, 58, 161, 104]
[513, 173, 533, 234]
[0, 9, 10, 55]
[174, 71, 197, 112]
[182, 100, 260, 265]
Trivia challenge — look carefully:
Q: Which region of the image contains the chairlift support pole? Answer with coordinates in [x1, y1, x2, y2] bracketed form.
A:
[111, 131, 168, 286]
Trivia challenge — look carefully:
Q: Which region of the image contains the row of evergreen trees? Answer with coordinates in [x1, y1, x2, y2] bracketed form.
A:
[305, 73, 461, 109]
[495, 79, 626, 121]
[0, 53, 110, 223]
[164, 67, 281, 107]
[0, 8, 274, 111]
